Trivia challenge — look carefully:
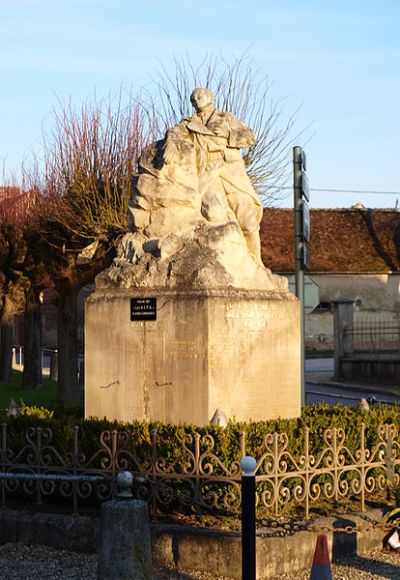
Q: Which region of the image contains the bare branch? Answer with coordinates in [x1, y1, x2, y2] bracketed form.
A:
[35, 88, 157, 248]
[151, 54, 309, 206]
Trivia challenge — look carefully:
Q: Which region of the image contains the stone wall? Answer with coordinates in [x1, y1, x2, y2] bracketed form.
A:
[0, 508, 387, 579]
[304, 273, 400, 351]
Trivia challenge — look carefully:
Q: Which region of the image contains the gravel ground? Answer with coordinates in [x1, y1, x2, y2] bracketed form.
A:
[0, 543, 399, 579]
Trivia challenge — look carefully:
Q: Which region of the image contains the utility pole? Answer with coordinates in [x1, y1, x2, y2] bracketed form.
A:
[293, 146, 310, 406]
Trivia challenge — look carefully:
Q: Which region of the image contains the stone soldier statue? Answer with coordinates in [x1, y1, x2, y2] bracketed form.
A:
[162, 87, 263, 260]
[118, 86, 287, 291]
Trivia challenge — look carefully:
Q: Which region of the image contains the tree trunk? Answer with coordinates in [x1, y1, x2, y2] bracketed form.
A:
[0, 295, 14, 383]
[22, 287, 42, 390]
[49, 350, 58, 381]
[56, 285, 80, 404]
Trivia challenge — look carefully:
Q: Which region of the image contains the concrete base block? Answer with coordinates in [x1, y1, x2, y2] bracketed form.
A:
[0, 509, 388, 578]
[97, 499, 152, 580]
[85, 289, 301, 424]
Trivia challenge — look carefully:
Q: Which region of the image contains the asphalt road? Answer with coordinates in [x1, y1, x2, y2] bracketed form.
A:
[305, 357, 400, 406]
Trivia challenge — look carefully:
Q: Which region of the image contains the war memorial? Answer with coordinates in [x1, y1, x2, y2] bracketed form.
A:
[85, 87, 301, 424]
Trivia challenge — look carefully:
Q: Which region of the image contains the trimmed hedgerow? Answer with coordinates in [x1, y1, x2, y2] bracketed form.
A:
[1, 403, 399, 515]
[1, 403, 399, 468]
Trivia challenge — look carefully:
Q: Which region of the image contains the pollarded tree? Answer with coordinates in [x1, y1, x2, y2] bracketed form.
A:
[0, 190, 30, 385]
[31, 91, 157, 404]
[0, 219, 23, 384]
[43, 91, 158, 243]
[0, 188, 47, 389]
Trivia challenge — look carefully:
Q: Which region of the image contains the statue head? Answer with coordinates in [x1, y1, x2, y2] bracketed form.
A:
[190, 88, 215, 113]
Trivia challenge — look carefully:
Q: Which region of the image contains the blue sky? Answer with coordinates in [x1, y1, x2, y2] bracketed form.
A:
[1, 0, 399, 208]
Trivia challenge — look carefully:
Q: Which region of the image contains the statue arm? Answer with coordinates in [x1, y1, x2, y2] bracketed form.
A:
[225, 113, 256, 149]
[166, 120, 190, 141]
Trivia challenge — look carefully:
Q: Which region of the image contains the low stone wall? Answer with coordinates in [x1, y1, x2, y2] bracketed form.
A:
[0, 508, 388, 579]
[341, 356, 400, 385]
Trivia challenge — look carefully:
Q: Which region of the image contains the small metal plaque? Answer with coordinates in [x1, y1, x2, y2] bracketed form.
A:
[130, 298, 157, 321]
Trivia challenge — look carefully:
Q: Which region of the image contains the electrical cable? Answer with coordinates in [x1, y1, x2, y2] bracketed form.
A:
[270, 187, 400, 195]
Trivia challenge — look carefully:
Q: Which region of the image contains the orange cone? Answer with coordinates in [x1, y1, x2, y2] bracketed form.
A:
[310, 534, 332, 579]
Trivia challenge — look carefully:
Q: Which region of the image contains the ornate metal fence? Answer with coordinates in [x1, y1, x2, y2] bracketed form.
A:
[0, 422, 399, 517]
[343, 320, 400, 355]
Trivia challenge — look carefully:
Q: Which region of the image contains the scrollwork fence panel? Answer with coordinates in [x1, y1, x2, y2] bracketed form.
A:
[0, 422, 399, 517]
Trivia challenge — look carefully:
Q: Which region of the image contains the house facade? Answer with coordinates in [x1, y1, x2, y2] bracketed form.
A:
[261, 207, 400, 351]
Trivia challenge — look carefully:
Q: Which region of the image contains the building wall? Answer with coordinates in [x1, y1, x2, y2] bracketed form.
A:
[304, 273, 400, 351]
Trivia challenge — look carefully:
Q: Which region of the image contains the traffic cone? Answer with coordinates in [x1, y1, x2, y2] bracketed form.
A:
[310, 534, 332, 579]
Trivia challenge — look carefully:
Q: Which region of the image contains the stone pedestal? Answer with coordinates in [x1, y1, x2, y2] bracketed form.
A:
[97, 499, 152, 580]
[85, 289, 300, 424]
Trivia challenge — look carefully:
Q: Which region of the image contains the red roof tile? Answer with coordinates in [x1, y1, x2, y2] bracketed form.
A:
[261, 208, 400, 273]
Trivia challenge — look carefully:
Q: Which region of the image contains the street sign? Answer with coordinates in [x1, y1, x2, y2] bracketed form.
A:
[293, 145, 311, 406]
[287, 275, 319, 314]
[303, 199, 310, 242]
[300, 171, 309, 202]
[303, 243, 311, 271]
[300, 149, 307, 171]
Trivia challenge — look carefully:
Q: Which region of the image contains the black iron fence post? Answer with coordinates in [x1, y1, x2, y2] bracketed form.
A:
[241, 456, 257, 580]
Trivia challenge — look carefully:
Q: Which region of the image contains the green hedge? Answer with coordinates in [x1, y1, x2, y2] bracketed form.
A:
[1, 403, 399, 515]
[2, 403, 400, 467]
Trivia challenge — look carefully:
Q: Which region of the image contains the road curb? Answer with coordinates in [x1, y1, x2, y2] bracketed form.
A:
[306, 379, 400, 399]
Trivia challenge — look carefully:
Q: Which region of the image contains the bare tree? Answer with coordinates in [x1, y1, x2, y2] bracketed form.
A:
[41, 91, 157, 243]
[0, 189, 45, 389]
[152, 54, 307, 206]
[0, 193, 21, 384]
[26, 90, 157, 404]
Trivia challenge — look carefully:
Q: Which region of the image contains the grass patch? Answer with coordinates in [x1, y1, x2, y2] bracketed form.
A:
[0, 371, 58, 411]
[306, 350, 334, 358]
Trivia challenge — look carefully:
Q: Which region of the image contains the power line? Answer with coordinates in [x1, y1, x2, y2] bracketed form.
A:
[311, 188, 400, 195]
[272, 187, 400, 195]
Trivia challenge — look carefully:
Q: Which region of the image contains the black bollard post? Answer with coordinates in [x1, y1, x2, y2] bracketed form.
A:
[241, 456, 257, 580]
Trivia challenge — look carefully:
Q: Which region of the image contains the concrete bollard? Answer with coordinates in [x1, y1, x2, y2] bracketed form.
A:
[97, 472, 152, 579]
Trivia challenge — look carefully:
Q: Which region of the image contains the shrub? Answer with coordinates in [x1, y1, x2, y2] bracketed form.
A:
[1, 403, 399, 516]
[1, 403, 399, 469]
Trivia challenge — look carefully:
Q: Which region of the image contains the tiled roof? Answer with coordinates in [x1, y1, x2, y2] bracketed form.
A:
[261, 208, 400, 273]
[0, 186, 21, 202]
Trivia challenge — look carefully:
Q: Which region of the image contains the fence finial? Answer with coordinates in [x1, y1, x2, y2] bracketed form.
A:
[240, 455, 257, 476]
[117, 470, 133, 499]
